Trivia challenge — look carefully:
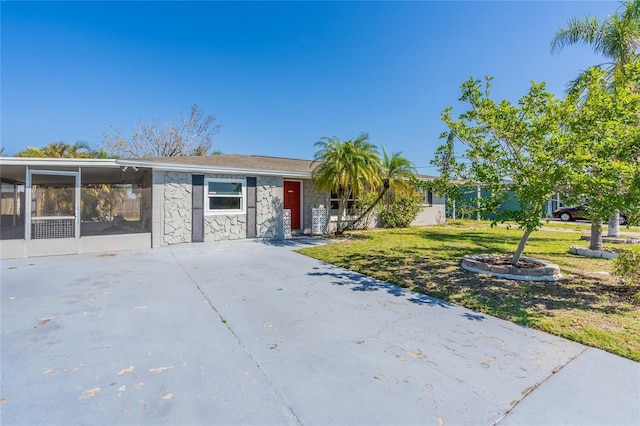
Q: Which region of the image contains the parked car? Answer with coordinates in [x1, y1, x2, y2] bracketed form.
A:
[552, 205, 628, 225]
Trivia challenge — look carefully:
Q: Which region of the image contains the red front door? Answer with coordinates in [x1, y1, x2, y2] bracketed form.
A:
[284, 181, 301, 230]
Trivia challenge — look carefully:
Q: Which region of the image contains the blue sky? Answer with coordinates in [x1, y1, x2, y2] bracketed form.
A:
[1, 1, 617, 172]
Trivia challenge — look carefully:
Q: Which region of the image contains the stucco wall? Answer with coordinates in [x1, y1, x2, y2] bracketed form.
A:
[411, 195, 447, 226]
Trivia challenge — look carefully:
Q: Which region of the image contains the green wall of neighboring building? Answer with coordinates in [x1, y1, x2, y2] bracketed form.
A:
[447, 187, 562, 220]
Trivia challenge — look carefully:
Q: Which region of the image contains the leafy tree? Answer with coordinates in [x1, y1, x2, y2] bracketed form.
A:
[15, 141, 96, 158]
[432, 76, 567, 265]
[562, 64, 640, 250]
[551, 0, 640, 235]
[311, 133, 382, 234]
[102, 104, 222, 158]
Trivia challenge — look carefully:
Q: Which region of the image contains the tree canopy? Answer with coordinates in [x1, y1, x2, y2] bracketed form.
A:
[551, 0, 640, 91]
[561, 63, 640, 249]
[102, 104, 222, 158]
[432, 77, 568, 264]
[312, 133, 382, 234]
[15, 141, 103, 158]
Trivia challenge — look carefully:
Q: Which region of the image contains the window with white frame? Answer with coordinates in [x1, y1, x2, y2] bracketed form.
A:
[330, 190, 357, 215]
[205, 178, 246, 215]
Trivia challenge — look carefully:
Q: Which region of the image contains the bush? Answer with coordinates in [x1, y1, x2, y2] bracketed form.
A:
[379, 192, 423, 228]
[612, 245, 640, 285]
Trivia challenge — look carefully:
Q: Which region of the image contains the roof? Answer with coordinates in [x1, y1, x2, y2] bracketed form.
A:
[127, 154, 316, 174]
[0, 154, 436, 180]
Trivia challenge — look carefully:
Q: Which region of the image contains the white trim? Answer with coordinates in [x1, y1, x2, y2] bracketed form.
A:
[25, 167, 31, 252]
[27, 168, 81, 253]
[117, 160, 312, 179]
[1, 157, 313, 179]
[28, 216, 75, 220]
[1, 158, 118, 167]
[204, 177, 247, 216]
[29, 169, 80, 176]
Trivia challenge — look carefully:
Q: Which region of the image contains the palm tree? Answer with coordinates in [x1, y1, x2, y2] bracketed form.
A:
[551, 0, 640, 244]
[311, 133, 382, 235]
[15, 141, 95, 158]
[551, 0, 640, 91]
[349, 148, 416, 228]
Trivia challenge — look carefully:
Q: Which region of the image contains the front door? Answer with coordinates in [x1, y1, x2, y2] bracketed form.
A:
[283, 181, 301, 230]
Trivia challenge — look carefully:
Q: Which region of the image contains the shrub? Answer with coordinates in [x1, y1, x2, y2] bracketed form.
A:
[378, 192, 423, 228]
[612, 245, 640, 285]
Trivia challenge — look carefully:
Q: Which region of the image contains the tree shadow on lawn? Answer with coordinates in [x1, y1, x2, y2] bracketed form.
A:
[321, 249, 638, 321]
[306, 265, 451, 309]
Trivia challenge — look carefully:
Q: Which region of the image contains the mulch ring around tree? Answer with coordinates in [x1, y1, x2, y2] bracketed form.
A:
[461, 253, 562, 282]
[477, 255, 541, 268]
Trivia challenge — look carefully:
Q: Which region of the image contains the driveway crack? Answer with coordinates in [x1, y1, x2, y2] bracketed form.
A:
[493, 346, 588, 425]
[170, 248, 303, 425]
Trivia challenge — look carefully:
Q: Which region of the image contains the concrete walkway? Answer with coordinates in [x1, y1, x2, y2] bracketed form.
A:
[1, 239, 638, 425]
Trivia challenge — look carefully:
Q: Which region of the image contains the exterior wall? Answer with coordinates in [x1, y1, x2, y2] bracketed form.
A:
[411, 194, 447, 226]
[158, 172, 256, 245]
[0, 239, 26, 259]
[162, 172, 193, 245]
[155, 173, 300, 244]
[203, 173, 248, 242]
[80, 234, 151, 253]
[151, 171, 165, 248]
[256, 176, 284, 239]
[302, 180, 329, 232]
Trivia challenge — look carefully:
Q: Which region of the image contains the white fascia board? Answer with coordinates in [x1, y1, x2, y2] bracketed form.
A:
[116, 159, 313, 179]
[0, 158, 119, 168]
[414, 175, 436, 181]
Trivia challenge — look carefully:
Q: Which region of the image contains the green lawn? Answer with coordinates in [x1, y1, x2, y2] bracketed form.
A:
[298, 221, 640, 362]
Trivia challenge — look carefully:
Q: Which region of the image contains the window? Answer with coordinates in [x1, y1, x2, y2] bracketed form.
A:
[420, 188, 433, 206]
[330, 190, 357, 215]
[205, 178, 246, 215]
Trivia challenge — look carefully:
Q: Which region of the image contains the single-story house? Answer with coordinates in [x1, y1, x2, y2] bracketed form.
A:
[0, 155, 445, 259]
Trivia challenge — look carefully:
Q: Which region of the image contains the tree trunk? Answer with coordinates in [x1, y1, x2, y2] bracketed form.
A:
[607, 211, 620, 237]
[337, 182, 390, 234]
[512, 229, 533, 265]
[334, 196, 347, 236]
[590, 221, 603, 251]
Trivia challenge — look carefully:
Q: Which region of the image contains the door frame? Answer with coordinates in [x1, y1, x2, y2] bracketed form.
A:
[26, 168, 81, 256]
[283, 180, 303, 231]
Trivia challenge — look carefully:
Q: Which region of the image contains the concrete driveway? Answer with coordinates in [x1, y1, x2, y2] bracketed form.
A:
[1, 239, 638, 425]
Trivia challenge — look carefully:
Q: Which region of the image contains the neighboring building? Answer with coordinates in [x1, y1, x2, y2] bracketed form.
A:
[0, 155, 445, 259]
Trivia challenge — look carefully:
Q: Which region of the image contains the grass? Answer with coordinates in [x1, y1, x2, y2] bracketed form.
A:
[297, 220, 640, 362]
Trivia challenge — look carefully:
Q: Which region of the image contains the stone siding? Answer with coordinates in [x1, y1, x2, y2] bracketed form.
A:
[203, 214, 246, 241]
[256, 176, 283, 239]
[203, 174, 247, 242]
[160, 173, 320, 244]
[302, 180, 328, 232]
[163, 172, 192, 245]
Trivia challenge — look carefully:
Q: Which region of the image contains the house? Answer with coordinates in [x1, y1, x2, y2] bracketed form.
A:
[0, 155, 445, 259]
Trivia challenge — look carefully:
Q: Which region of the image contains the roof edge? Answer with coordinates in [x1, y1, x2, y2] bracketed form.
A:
[117, 159, 313, 178]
